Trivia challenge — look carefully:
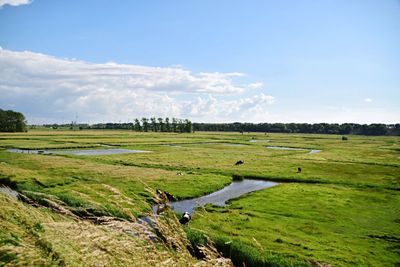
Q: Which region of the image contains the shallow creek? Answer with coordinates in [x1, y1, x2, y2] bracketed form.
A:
[266, 146, 322, 154]
[6, 148, 151, 156]
[168, 179, 278, 214]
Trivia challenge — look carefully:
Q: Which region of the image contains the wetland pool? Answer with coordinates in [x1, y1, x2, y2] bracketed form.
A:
[7, 148, 151, 156]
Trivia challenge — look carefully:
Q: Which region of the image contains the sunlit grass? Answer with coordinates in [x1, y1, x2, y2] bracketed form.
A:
[0, 130, 399, 266]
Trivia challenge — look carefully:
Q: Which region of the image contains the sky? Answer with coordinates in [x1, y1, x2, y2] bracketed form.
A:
[0, 0, 399, 124]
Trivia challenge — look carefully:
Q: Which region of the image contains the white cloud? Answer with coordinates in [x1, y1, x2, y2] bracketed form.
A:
[184, 93, 275, 122]
[0, 49, 275, 123]
[0, 0, 32, 7]
[0, 49, 245, 95]
[364, 98, 373, 103]
[248, 82, 263, 89]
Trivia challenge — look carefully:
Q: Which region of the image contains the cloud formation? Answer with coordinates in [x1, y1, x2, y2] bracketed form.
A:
[248, 82, 264, 89]
[0, 0, 31, 7]
[364, 98, 373, 103]
[0, 48, 274, 123]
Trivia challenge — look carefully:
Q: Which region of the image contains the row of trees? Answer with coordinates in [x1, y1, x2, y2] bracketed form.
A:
[132, 117, 192, 133]
[87, 118, 193, 133]
[0, 109, 27, 132]
[193, 122, 400, 136]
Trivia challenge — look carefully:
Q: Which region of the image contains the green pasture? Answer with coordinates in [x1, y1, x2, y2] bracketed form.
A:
[0, 130, 399, 266]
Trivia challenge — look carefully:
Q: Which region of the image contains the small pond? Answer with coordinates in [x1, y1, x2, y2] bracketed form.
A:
[169, 179, 278, 214]
[7, 148, 151, 156]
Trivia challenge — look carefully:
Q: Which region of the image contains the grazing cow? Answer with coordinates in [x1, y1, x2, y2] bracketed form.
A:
[179, 212, 191, 225]
[156, 189, 176, 202]
[235, 160, 244, 166]
[297, 167, 302, 173]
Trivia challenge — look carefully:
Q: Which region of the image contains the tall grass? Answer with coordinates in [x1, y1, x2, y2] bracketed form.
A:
[0, 190, 233, 266]
[187, 229, 309, 267]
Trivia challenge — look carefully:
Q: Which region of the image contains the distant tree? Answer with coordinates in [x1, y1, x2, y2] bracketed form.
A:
[388, 124, 400, 135]
[165, 117, 171, 132]
[178, 119, 185, 133]
[141, 118, 149, 132]
[339, 123, 353, 135]
[150, 117, 157, 132]
[134, 118, 141, 131]
[70, 120, 76, 130]
[327, 123, 340, 134]
[172, 118, 178, 132]
[365, 124, 388, 136]
[288, 123, 298, 133]
[0, 109, 27, 132]
[158, 118, 164, 132]
[184, 119, 192, 133]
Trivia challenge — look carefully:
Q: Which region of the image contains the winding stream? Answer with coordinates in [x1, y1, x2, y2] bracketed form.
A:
[169, 179, 278, 214]
[266, 146, 322, 154]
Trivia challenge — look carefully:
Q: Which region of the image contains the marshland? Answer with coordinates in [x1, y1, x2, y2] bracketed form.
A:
[0, 130, 399, 266]
[2, 0, 400, 265]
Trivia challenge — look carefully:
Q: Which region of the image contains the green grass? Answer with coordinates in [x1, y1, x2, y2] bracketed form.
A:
[190, 184, 400, 266]
[0, 130, 399, 266]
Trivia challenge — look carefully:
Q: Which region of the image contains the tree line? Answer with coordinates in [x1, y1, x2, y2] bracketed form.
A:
[39, 121, 399, 136]
[0, 109, 27, 132]
[130, 117, 193, 133]
[192, 122, 400, 136]
[43, 117, 193, 133]
[9, 106, 395, 136]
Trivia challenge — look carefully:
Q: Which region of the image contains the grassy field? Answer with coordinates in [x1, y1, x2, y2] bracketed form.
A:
[0, 130, 399, 266]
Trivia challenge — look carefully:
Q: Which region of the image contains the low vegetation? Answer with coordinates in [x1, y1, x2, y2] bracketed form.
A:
[0, 130, 399, 266]
[0, 192, 231, 266]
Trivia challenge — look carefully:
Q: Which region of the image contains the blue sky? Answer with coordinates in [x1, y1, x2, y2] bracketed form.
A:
[0, 0, 399, 124]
